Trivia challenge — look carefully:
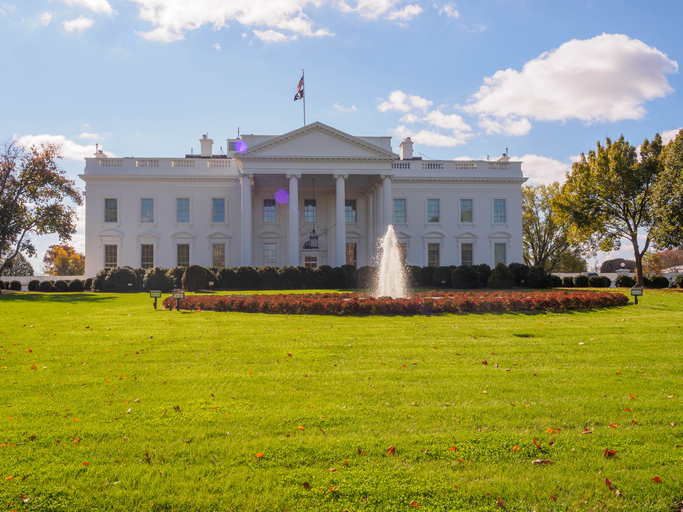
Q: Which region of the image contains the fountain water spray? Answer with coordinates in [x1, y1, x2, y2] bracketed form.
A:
[374, 225, 409, 298]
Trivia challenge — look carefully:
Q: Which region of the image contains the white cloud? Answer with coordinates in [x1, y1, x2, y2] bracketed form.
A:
[40, 12, 52, 25]
[132, 0, 334, 43]
[213, 42, 222, 51]
[391, 125, 470, 147]
[386, 4, 422, 21]
[423, 110, 471, 132]
[514, 154, 571, 186]
[253, 29, 297, 43]
[662, 127, 682, 144]
[463, 34, 678, 136]
[241, 32, 247, 38]
[378, 90, 433, 112]
[62, 0, 116, 16]
[334, 103, 357, 112]
[15, 134, 115, 161]
[63, 15, 95, 32]
[399, 113, 419, 124]
[435, 2, 459, 18]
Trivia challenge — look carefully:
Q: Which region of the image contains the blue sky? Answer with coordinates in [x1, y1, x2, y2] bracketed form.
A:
[1, 0, 681, 272]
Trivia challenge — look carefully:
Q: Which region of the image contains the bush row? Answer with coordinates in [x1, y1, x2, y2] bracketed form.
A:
[561, 274, 672, 288]
[162, 290, 629, 315]
[0, 279, 92, 292]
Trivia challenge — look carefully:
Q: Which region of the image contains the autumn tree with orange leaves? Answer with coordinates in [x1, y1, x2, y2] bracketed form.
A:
[43, 244, 85, 276]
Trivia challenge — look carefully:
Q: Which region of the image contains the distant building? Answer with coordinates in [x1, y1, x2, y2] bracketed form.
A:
[80, 122, 527, 277]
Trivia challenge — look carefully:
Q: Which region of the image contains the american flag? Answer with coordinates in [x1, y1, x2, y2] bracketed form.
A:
[294, 74, 304, 101]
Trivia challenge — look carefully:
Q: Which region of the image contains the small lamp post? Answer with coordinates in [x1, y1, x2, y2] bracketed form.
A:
[149, 290, 162, 309]
[172, 290, 185, 311]
[630, 285, 643, 305]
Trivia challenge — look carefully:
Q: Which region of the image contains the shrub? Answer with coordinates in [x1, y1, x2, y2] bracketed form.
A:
[357, 266, 377, 290]
[649, 275, 670, 289]
[561, 276, 574, 287]
[91, 268, 111, 291]
[615, 275, 635, 288]
[279, 266, 303, 290]
[204, 267, 218, 288]
[53, 280, 69, 292]
[674, 275, 683, 288]
[143, 267, 174, 293]
[0, 280, 4, 290]
[258, 266, 280, 289]
[38, 280, 53, 292]
[301, 267, 326, 289]
[601, 276, 612, 288]
[167, 267, 185, 288]
[406, 266, 422, 288]
[588, 276, 605, 288]
[420, 266, 437, 287]
[84, 278, 92, 291]
[643, 276, 652, 288]
[234, 266, 262, 290]
[551, 275, 562, 288]
[508, 263, 530, 286]
[10, 280, 22, 291]
[215, 267, 236, 289]
[182, 265, 208, 292]
[526, 267, 553, 289]
[333, 265, 358, 289]
[105, 267, 138, 292]
[452, 266, 480, 289]
[474, 264, 492, 288]
[133, 268, 145, 291]
[432, 266, 453, 288]
[317, 265, 335, 288]
[28, 280, 40, 291]
[488, 263, 514, 289]
[573, 275, 589, 287]
[68, 279, 85, 292]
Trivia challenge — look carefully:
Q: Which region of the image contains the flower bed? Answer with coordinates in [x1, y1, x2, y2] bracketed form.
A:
[162, 290, 629, 315]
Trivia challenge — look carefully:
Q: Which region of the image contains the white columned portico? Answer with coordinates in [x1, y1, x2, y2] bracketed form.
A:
[240, 173, 253, 266]
[287, 173, 301, 266]
[334, 174, 348, 267]
[381, 174, 393, 235]
[366, 190, 374, 263]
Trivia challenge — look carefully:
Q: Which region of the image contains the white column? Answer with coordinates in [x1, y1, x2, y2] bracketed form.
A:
[381, 174, 393, 236]
[366, 190, 374, 263]
[287, 173, 301, 266]
[334, 174, 348, 267]
[240, 173, 253, 266]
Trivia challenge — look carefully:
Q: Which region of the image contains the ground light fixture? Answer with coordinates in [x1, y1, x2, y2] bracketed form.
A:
[630, 285, 643, 305]
[149, 290, 162, 309]
[172, 290, 185, 310]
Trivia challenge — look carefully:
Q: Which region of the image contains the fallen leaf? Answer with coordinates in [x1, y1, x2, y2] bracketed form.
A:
[302, 482, 310, 490]
[550, 494, 556, 501]
[409, 500, 420, 508]
[531, 459, 553, 464]
[532, 438, 542, 448]
[387, 445, 396, 456]
[297, 426, 305, 430]
[629, 393, 635, 400]
[605, 478, 613, 490]
[448, 446, 458, 451]
[603, 449, 616, 457]
[632, 420, 638, 424]
[511, 445, 521, 452]
[608, 423, 618, 428]
[482, 360, 488, 365]
[255, 453, 264, 459]
[652, 476, 662, 483]
[624, 408, 631, 412]
[497, 497, 505, 508]
[327, 486, 338, 493]
[546, 428, 556, 434]
[82, 462, 90, 466]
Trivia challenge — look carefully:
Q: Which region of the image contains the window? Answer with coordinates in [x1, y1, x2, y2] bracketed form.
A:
[212, 199, 226, 223]
[394, 199, 406, 224]
[104, 199, 117, 223]
[304, 199, 316, 223]
[461, 243, 473, 266]
[345, 200, 357, 223]
[212, 243, 225, 267]
[304, 256, 317, 269]
[494, 243, 506, 266]
[141, 244, 154, 269]
[427, 199, 440, 223]
[494, 199, 506, 223]
[177, 244, 190, 267]
[263, 243, 277, 266]
[176, 198, 190, 223]
[140, 198, 154, 223]
[346, 243, 357, 267]
[263, 199, 276, 223]
[460, 199, 473, 223]
[104, 245, 117, 268]
[428, 243, 440, 267]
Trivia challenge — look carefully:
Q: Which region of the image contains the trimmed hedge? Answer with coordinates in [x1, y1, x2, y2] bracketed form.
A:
[28, 280, 40, 291]
[53, 280, 69, 292]
[573, 275, 590, 287]
[143, 267, 174, 293]
[488, 264, 514, 289]
[648, 275, 670, 289]
[10, 280, 22, 291]
[588, 276, 606, 288]
[68, 279, 85, 292]
[674, 275, 683, 288]
[452, 266, 480, 289]
[561, 276, 574, 288]
[39, 281, 53, 292]
[182, 265, 208, 292]
[615, 275, 635, 288]
[163, 290, 629, 315]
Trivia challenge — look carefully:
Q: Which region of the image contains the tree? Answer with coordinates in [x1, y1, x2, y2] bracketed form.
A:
[2, 252, 34, 276]
[600, 258, 636, 273]
[554, 249, 588, 273]
[0, 141, 82, 277]
[651, 129, 683, 248]
[522, 182, 585, 272]
[642, 251, 663, 275]
[654, 248, 683, 271]
[43, 244, 85, 276]
[555, 135, 663, 286]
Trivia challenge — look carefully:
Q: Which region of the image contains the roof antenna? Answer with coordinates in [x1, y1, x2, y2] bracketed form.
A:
[237, 127, 240, 138]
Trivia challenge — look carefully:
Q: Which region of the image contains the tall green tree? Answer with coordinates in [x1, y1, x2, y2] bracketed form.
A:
[555, 135, 662, 286]
[0, 141, 82, 277]
[523, 182, 584, 272]
[650, 129, 683, 248]
[2, 252, 34, 276]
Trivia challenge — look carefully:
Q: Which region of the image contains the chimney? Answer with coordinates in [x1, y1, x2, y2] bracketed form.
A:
[93, 143, 107, 159]
[199, 134, 213, 158]
[399, 137, 413, 160]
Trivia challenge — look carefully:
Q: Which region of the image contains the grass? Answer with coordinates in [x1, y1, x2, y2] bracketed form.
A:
[0, 289, 682, 511]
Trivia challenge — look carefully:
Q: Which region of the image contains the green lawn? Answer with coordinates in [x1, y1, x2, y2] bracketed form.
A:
[0, 289, 681, 511]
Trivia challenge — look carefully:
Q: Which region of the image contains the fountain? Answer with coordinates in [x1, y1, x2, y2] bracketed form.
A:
[374, 225, 409, 298]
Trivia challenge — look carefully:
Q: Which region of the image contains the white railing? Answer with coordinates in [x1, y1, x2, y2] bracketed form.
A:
[207, 160, 230, 168]
[454, 162, 477, 170]
[488, 162, 510, 170]
[172, 159, 195, 168]
[422, 162, 444, 170]
[98, 159, 123, 167]
[136, 159, 159, 167]
[392, 162, 410, 169]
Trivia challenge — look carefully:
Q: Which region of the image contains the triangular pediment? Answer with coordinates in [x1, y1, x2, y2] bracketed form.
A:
[240, 122, 397, 160]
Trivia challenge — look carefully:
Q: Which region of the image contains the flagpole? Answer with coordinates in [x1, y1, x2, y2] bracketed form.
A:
[302, 68, 306, 126]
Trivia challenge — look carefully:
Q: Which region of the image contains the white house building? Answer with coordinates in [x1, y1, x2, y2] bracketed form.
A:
[80, 122, 527, 277]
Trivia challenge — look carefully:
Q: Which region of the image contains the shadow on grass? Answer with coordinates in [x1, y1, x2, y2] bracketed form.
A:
[0, 292, 116, 304]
